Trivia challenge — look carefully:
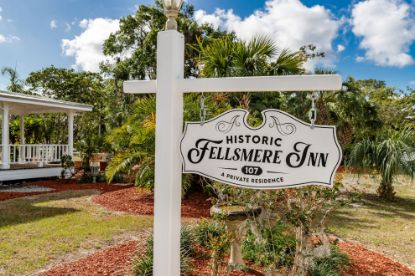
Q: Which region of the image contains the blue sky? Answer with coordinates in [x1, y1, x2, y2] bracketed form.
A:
[0, 0, 414, 91]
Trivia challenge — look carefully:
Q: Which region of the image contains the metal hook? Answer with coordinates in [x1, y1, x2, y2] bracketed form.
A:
[200, 92, 206, 125]
[309, 91, 319, 129]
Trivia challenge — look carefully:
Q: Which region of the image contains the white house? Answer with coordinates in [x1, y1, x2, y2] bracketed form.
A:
[0, 90, 93, 181]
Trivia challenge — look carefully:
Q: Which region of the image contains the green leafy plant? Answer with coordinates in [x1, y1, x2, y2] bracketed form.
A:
[348, 128, 415, 200]
[133, 227, 193, 276]
[242, 223, 296, 269]
[194, 218, 231, 276]
[132, 239, 153, 276]
[60, 154, 74, 180]
[284, 183, 347, 276]
[105, 92, 231, 196]
[308, 246, 349, 276]
[105, 96, 157, 188]
[209, 180, 347, 275]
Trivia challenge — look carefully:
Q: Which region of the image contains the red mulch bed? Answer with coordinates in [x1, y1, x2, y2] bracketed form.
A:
[38, 239, 264, 276]
[39, 241, 137, 276]
[339, 241, 415, 276]
[0, 180, 129, 202]
[39, 239, 415, 276]
[3, 181, 414, 275]
[92, 187, 212, 218]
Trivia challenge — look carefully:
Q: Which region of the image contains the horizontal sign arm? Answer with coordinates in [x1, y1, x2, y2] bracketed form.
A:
[123, 74, 342, 94]
[124, 80, 157, 94]
[180, 75, 342, 93]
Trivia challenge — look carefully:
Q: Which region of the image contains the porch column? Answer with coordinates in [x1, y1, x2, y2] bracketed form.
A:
[68, 111, 74, 157]
[19, 115, 25, 163]
[20, 115, 25, 144]
[2, 103, 10, 169]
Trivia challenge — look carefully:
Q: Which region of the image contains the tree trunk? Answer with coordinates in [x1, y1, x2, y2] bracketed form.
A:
[291, 224, 308, 276]
[211, 251, 219, 276]
[378, 178, 395, 200]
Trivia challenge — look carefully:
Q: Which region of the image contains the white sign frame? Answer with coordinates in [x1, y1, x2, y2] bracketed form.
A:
[181, 109, 342, 189]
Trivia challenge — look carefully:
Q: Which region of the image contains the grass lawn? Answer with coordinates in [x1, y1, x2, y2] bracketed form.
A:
[0, 189, 152, 275]
[328, 173, 415, 270]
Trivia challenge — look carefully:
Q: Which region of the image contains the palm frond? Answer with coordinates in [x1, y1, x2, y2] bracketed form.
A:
[106, 150, 144, 183]
[271, 49, 305, 75]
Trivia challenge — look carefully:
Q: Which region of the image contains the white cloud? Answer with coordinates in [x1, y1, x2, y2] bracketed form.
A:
[356, 56, 364, 62]
[64, 23, 71, 32]
[8, 35, 19, 42]
[194, 9, 224, 29]
[61, 18, 119, 72]
[50, 19, 58, 29]
[79, 19, 89, 29]
[351, 0, 415, 67]
[410, 80, 415, 86]
[337, 44, 345, 53]
[194, 0, 342, 70]
[0, 34, 19, 44]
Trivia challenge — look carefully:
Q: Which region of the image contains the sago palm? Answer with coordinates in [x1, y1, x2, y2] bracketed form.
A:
[348, 128, 415, 200]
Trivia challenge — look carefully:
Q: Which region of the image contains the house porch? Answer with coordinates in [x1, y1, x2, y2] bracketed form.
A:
[0, 91, 92, 181]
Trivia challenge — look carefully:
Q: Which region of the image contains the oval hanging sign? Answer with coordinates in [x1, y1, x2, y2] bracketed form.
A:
[180, 109, 342, 189]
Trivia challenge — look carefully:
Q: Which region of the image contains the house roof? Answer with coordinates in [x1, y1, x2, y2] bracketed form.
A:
[0, 90, 93, 115]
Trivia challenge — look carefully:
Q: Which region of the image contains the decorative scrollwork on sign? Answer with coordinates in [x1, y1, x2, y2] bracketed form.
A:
[269, 116, 296, 135]
[216, 115, 241, 133]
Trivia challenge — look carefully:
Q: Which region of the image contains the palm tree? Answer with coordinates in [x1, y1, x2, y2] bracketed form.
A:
[196, 35, 304, 78]
[348, 128, 415, 200]
[195, 35, 304, 110]
[105, 95, 194, 196]
[195, 35, 236, 78]
[1, 66, 24, 93]
[105, 96, 157, 188]
[311, 75, 382, 147]
[233, 36, 277, 76]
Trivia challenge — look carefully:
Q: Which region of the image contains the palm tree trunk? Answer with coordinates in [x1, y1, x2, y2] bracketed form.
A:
[378, 178, 395, 200]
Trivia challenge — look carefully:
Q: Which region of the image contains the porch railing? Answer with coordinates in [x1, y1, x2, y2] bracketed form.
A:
[1, 144, 69, 165]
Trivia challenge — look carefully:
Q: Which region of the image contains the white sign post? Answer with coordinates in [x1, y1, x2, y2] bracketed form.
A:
[124, 29, 342, 276]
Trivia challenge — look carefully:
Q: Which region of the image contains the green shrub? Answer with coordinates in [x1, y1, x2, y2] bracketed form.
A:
[133, 228, 193, 276]
[242, 223, 296, 268]
[193, 219, 229, 250]
[193, 218, 231, 276]
[180, 225, 194, 256]
[78, 173, 106, 183]
[60, 154, 74, 179]
[308, 246, 349, 276]
[133, 238, 153, 276]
